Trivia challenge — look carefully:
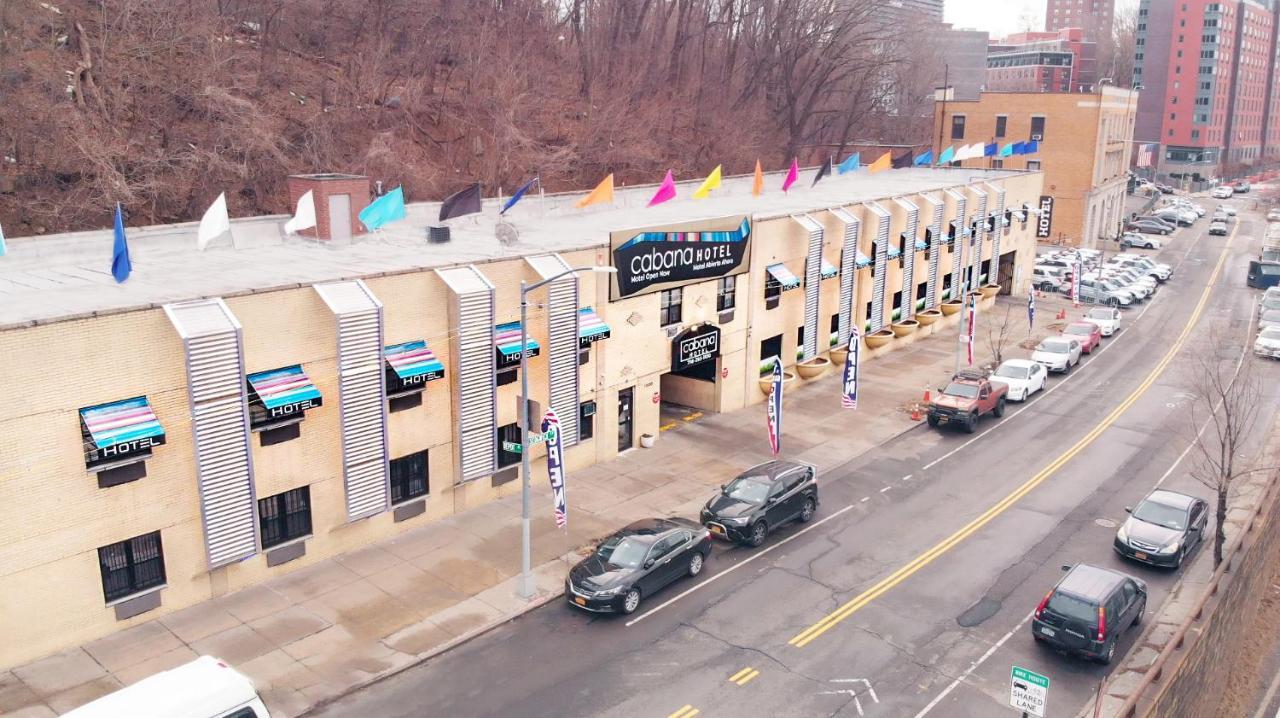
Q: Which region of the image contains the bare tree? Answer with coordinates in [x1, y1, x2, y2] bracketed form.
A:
[1099, 4, 1139, 88]
[984, 304, 1017, 367]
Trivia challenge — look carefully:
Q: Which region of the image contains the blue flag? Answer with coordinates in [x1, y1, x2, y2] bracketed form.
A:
[358, 186, 406, 230]
[111, 203, 131, 283]
[837, 153, 861, 174]
[984, 143, 998, 157]
[1013, 141, 1028, 155]
[913, 150, 933, 166]
[501, 177, 538, 215]
[999, 143, 1014, 158]
[1027, 290, 1036, 334]
[1025, 140, 1040, 155]
[936, 146, 955, 165]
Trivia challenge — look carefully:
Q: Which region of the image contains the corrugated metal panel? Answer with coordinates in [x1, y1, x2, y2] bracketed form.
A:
[438, 266, 496, 482]
[945, 189, 967, 302]
[866, 202, 890, 332]
[986, 183, 1006, 287]
[829, 208, 860, 345]
[894, 198, 919, 320]
[969, 187, 988, 292]
[527, 255, 580, 446]
[922, 194, 944, 309]
[794, 215, 823, 359]
[315, 280, 390, 521]
[163, 299, 258, 568]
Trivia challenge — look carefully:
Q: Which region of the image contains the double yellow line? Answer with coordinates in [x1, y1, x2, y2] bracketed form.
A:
[728, 666, 760, 686]
[790, 226, 1237, 649]
[668, 706, 700, 718]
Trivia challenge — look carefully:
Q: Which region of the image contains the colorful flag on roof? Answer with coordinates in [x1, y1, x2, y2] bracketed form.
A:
[867, 151, 892, 173]
[576, 174, 614, 208]
[937, 146, 955, 165]
[197, 192, 230, 251]
[984, 142, 998, 157]
[284, 190, 317, 234]
[0, 220, 6, 257]
[913, 150, 933, 166]
[648, 170, 676, 207]
[999, 143, 1014, 158]
[111, 203, 131, 283]
[359, 186, 407, 229]
[752, 160, 765, 196]
[837, 153, 860, 174]
[892, 150, 913, 168]
[438, 183, 481, 222]
[782, 159, 799, 192]
[501, 177, 539, 215]
[812, 157, 833, 187]
[693, 165, 722, 199]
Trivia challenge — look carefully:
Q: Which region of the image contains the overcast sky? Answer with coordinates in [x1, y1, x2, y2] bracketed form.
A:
[944, 0, 1139, 38]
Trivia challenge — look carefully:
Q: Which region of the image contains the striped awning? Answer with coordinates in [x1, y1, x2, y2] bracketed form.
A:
[856, 252, 872, 268]
[766, 264, 801, 291]
[578, 308, 611, 348]
[80, 396, 166, 452]
[384, 340, 445, 383]
[887, 245, 902, 259]
[820, 259, 839, 280]
[496, 321, 540, 369]
[247, 365, 323, 412]
[915, 238, 928, 251]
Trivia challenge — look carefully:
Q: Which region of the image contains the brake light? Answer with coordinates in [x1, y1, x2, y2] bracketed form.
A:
[1034, 590, 1052, 619]
[1097, 606, 1107, 642]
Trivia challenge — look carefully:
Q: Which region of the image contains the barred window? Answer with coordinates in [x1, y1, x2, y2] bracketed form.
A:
[259, 486, 312, 549]
[98, 531, 166, 603]
[389, 450, 429, 504]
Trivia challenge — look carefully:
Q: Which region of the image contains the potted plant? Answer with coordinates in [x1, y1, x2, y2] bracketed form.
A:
[891, 318, 919, 337]
[758, 370, 797, 395]
[796, 356, 831, 379]
[980, 283, 1001, 299]
[940, 299, 963, 316]
[865, 328, 894, 349]
[640, 433, 657, 448]
[916, 308, 942, 326]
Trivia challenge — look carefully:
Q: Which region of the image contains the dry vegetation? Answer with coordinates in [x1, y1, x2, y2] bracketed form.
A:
[0, 0, 937, 234]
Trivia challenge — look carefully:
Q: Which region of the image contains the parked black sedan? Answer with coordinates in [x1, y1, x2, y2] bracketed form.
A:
[566, 517, 711, 615]
[700, 459, 819, 547]
[1113, 489, 1209, 568]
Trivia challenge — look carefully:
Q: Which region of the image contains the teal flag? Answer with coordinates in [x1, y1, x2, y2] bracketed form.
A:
[0, 220, 6, 257]
[936, 146, 955, 165]
[837, 153, 860, 174]
[359, 186, 406, 230]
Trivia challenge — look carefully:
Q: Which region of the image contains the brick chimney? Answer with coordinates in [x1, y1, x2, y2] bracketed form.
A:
[286, 174, 372, 241]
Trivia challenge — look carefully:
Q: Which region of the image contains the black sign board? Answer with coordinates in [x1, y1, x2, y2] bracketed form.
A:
[1035, 195, 1055, 238]
[671, 324, 721, 373]
[610, 216, 751, 300]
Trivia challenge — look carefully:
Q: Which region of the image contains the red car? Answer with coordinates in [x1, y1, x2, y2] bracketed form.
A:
[1063, 321, 1102, 353]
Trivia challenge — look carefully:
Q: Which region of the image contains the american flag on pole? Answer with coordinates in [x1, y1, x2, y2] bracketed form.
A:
[1071, 253, 1083, 306]
[541, 409, 567, 528]
[966, 293, 978, 365]
[841, 330, 860, 409]
[1027, 290, 1036, 334]
[1136, 143, 1156, 168]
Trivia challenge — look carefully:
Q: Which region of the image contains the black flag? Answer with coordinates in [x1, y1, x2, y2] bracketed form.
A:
[811, 157, 834, 187]
[891, 150, 913, 169]
[439, 182, 483, 222]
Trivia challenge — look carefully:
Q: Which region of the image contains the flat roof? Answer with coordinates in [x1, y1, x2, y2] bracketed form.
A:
[0, 166, 1023, 329]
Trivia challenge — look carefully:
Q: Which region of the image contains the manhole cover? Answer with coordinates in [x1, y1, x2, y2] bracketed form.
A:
[1095, 518, 1118, 529]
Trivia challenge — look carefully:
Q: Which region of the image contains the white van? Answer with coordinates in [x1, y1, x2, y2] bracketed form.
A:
[63, 656, 270, 718]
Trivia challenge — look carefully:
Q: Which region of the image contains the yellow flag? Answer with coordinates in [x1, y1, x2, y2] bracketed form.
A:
[692, 165, 722, 199]
[867, 152, 892, 174]
[752, 160, 764, 196]
[576, 174, 614, 208]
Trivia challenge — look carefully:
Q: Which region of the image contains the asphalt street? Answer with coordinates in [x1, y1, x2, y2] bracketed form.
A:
[312, 204, 1280, 718]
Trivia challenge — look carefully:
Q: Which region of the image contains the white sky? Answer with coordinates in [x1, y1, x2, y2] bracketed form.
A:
[945, 0, 1139, 39]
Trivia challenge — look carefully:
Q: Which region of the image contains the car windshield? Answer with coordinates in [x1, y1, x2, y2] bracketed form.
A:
[1046, 592, 1098, 623]
[943, 382, 980, 398]
[1065, 325, 1092, 336]
[1263, 297, 1280, 310]
[994, 364, 1029, 380]
[596, 535, 650, 569]
[1133, 500, 1187, 530]
[1263, 309, 1280, 322]
[1100, 281, 1120, 291]
[1038, 340, 1069, 353]
[1086, 308, 1113, 320]
[723, 476, 771, 504]
[1261, 327, 1280, 340]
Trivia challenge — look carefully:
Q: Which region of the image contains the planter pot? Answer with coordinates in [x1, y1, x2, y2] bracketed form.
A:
[830, 347, 850, 365]
[758, 371, 797, 396]
[980, 283, 1001, 299]
[796, 356, 831, 380]
[639, 433, 657, 448]
[864, 328, 895, 349]
[940, 300, 963, 316]
[891, 319, 919, 338]
[916, 309, 942, 326]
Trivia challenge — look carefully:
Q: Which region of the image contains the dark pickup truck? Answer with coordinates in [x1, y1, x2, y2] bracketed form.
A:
[927, 369, 1009, 433]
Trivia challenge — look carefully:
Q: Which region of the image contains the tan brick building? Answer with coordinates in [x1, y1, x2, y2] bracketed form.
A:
[0, 167, 1043, 668]
[933, 86, 1138, 247]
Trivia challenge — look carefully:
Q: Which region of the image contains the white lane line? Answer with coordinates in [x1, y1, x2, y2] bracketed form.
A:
[913, 612, 1034, 718]
[860, 497, 871, 503]
[902, 474, 914, 481]
[880, 486, 892, 493]
[625, 505, 856, 627]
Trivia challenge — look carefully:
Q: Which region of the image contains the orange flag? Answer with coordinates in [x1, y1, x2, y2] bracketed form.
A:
[576, 173, 614, 208]
[867, 152, 892, 174]
[752, 160, 765, 196]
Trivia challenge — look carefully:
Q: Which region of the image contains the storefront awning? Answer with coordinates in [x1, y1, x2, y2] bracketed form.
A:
[496, 321, 540, 369]
[766, 264, 801, 291]
[915, 238, 928, 251]
[80, 396, 166, 452]
[247, 365, 322, 412]
[578, 308, 611, 348]
[887, 245, 902, 259]
[820, 259, 839, 280]
[384, 340, 445, 383]
[856, 252, 872, 268]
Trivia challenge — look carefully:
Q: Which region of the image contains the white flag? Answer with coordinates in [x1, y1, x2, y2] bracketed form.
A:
[962, 142, 983, 160]
[197, 193, 230, 251]
[284, 190, 317, 235]
[956, 143, 974, 161]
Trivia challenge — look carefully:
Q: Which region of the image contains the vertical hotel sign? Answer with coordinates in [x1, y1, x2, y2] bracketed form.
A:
[1035, 195, 1055, 238]
[610, 215, 752, 300]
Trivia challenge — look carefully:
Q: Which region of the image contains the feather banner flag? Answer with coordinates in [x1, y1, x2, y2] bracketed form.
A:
[648, 170, 677, 207]
[576, 174, 614, 208]
[196, 193, 231, 251]
[867, 151, 892, 173]
[766, 359, 783, 455]
[837, 153, 860, 174]
[111, 203, 132, 283]
[841, 330, 860, 409]
[500, 177, 539, 215]
[1027, 290, 1036, 335]
[542, 409, 568, 528]
[966, 293, 978, 365]
[692, 165, 722, 199]
[811, 157, 833, 187]
[752, 160, 765, 196]
[284, 190, 317, 234]
[782, 159, 799, 192]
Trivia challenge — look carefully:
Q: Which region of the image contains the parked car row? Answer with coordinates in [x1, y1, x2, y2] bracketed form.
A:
[1033, 252, 1171, 306]
[1257, 287, 1280, 359]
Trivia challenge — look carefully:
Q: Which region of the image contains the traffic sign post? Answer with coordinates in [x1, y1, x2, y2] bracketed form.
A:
[503, 431, 555, 454]
[1009, 666, 1049, 717]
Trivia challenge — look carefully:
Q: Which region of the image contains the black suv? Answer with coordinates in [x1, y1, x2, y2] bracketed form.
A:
[700, 459, 818, 547]
[1031, 564, 1147, 664]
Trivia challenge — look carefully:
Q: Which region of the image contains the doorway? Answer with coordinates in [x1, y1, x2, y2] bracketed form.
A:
[617, 387, 634, 452]
[998, 251, 1016, 294]
[328, 194, 352, 240]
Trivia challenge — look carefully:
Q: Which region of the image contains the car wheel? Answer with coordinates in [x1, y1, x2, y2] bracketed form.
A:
[1134, 598, 1147, 626]
[622, 588, 642, 615]
[964, 412, 979, 434]
[1063, 360, 1072, 375]
[687, 552, 704, 577]
[993, 397, 1006, 418]
[799, 497, 816, 523]
[1100, 639, 1116, 665]
[927, 414, 940, 427]
[748, 521, 768, 548]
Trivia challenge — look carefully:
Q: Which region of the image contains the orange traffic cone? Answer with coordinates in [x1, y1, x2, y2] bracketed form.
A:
[911, 403, 921, 421]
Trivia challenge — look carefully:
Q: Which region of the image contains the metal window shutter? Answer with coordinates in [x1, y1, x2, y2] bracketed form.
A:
[947, 190, 967, 302]
[895, 199, 919, 320]
[438, 266, 497, 482]
[527, 255, 580, 447]
[988, 184, 1006, 287]
[163, 299, 258, 568]
[867, 202, 890, 332]
[794, 215, 823, 360]
[971, 191, 988, 290]
[829, 208, 860, 345]
[923, 194, 944, 309]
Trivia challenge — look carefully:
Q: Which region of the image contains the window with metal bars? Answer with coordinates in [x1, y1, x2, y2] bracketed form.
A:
[497, 423, 522, 468]
[98, 531, 166, 603]
[389, 450, 429, 504]
[258, 486, 312, 549]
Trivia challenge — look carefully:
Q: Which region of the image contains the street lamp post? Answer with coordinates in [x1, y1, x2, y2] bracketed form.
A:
[517, 264, 616, 600]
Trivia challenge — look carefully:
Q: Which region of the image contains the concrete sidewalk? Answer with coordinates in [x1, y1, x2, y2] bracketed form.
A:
[0, 295, 1076, 718]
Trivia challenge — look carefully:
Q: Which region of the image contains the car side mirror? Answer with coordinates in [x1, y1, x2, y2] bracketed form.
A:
[1124, 506, 1132, 513]
[643, 559, 655, 569]
[1189, 525, 1199, 532]
[1061, 564, 1072, 572]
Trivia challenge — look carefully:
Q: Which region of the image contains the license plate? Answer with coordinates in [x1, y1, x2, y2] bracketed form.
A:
[574, 597, 586, 606]
[1134, 552, 1148, 561]
[710, 524, 725, 535]
[1040, 626, 1056, 637]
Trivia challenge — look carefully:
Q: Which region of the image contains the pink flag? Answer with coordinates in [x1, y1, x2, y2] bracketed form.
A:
[782, 158, 799, 192]
[648, 170, 676, 207]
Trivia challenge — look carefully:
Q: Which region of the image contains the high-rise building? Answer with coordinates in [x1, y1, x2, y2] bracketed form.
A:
[938, 25, 992, 101]
[1045, 0, 1117, 41]
[988, 28, 1099, 92]
[882, 0, 945, 22]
